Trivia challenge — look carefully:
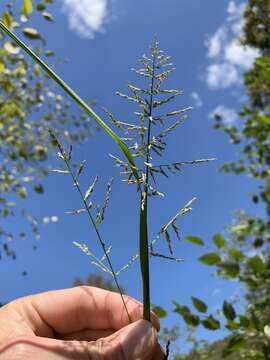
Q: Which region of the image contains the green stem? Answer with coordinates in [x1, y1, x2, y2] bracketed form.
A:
[139, 45, 157, 321]
[139, 205, 150, 320]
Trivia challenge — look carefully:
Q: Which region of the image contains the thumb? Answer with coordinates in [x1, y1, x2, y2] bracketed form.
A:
[93, 319, 159, 360]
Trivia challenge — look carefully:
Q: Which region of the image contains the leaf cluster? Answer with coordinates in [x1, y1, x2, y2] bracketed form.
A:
[0, 0, 94, 259]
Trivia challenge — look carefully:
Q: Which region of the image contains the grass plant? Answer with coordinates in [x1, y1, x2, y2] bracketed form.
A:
[0, 22, 214, 332]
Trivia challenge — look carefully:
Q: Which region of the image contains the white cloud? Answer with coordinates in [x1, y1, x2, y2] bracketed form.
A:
[61, 0, 109, 39]
[190, 92, 203, 108]
[209, 105, 238, 125]
[207, 26, 227, 58]
[227, 1, 245, 19]
[207, 63, 239, 89]
[224, 39, 258, 69]
[205, 1, 259, 89]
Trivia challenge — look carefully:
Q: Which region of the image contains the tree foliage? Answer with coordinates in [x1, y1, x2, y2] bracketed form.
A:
[0, 0, 94, 260]
[171, 0, 270, 358]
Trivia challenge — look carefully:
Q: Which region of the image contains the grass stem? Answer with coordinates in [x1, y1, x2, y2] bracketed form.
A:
[139, 44, 157, 321]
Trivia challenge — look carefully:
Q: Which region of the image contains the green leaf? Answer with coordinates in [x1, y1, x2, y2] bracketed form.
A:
[17, 186, 27, 199]
[250, 309, 261, 331]
[183, 313, 200, 327]
[45, 50, 54, 57]
[198, 252, 221, 266]
[173, 302, 200, 327]
[219, 262, 240, 278]
[184, 236, 204, 246]
[173, 303, 191, 317]
[264, 325, 270, 337]
[228, 247, 244, 261]
[223, 301, 236, 321]
[201, 315, 220, 330]
[22, 0, 33, 16]
[2, 12, 13, 28]
[4, 41, 20, 54]
[191, 297, 207, 313]
[225, 320, 240, 330]
[34, 184, 44, 194]
[0, 62, 5, 73]
[223, 335, 245, 357]
[213, 233, 226, 248]
[23, 27, 40, 40]
[36, 3, 46, 11]
[247, 255, 266, 273]
[152, 306, 168, 319]
[42, 11, 54, 22]
[239, 315, 250, 328]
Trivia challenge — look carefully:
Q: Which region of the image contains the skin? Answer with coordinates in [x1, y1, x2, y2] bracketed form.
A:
[0, 286, 164, 360]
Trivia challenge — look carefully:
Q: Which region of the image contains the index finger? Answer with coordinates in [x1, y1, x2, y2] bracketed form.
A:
[9, 286, 160, 336]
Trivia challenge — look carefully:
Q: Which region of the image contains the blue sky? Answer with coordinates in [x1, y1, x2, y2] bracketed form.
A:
[1, 0, 262, 352]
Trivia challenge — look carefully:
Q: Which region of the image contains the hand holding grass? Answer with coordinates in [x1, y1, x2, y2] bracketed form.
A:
[0, 287, 163, 359]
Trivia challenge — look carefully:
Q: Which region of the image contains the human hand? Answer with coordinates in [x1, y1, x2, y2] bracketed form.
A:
[0, 286, 163, 359]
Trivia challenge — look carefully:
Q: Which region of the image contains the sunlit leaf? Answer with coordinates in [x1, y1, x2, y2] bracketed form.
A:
[152, 306, 168, 319]
[36, 3, 46, 11]
[22, 0, 33, 17]
[17, 186, 27, 199]
[239, 315, 250, 328]
[0, 62, 5, 73]
[34, 184, 44, 194]
[264, 325, 270, 337]
[247, 255, 266, 273]
[213, 233, 226, 248]
[223, 301, 236, 321]
[2, 12, 13, 28]
[23, 27, 40, 40]
[42, 11, 54, 22]
[185, 236, 204, 246]
[228, 247, 244, 261]
[4, 41, 20, 54]
[173, 302, 200, 327]
[201, 315, 220, 330]
[223, 335, 245, 357]
[198, 252, 221, 266]
[191, 297, 207, 313]
[219, 262, 240, 278]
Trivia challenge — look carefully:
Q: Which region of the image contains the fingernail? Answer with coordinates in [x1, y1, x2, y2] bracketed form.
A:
[123, 320, 156, 360]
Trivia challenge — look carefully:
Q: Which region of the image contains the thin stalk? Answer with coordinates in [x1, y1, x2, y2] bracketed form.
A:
[139, 46, 157, 321]
[49, 131, 131, 323]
